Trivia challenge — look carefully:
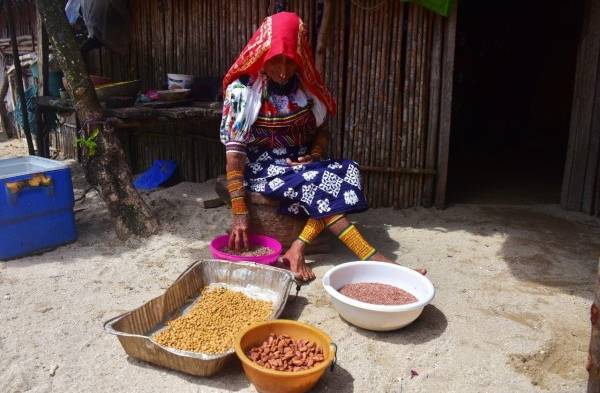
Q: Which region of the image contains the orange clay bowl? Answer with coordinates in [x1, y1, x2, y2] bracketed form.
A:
[234, 320, 336, 393]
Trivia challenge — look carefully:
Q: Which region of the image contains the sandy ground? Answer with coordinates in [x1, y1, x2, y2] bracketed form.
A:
[0, 131, 598, 393]
[0, 131, 29, 158]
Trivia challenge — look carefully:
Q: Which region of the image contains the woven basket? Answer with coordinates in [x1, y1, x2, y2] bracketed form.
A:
[215, 177, 330, 254]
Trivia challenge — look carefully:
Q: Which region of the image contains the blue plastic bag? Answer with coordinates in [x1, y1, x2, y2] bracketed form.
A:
[133, 160, 177, 192]
[65, 0, 82, 25]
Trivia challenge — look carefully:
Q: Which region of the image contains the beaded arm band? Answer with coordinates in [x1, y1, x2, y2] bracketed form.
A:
[227, 170, 248, 215]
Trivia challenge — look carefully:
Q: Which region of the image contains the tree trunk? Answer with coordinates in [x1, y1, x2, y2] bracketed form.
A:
[35, 0, 159, 240]
[6, 0, 35, 155]
[588, 258, 600, 392]
[0, 76, 16, 139]
[315, 0, 333, 75]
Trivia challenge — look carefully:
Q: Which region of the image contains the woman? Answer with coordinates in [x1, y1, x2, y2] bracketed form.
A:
[220, 12, 424, 281]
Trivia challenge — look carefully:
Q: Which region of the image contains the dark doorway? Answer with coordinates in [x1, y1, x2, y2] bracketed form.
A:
[447, 1, 585, 204]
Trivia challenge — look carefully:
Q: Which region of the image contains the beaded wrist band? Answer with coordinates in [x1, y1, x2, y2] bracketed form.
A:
[226, 170, 244, 180]
[227, 169, 247, 214]
[231, 196, 249, 215]
[225, 142, 247, 156]
[227, 179, 245, 193]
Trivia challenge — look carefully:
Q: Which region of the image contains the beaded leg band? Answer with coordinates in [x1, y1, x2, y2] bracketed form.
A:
[298, 218, 325, 244]
[337, 224, 377, 260]
[297, 214, 347, 245]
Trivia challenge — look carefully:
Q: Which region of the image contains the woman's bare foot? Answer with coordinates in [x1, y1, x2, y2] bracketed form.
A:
[281, 240, 316, 282]
[369, 252, 427, 275]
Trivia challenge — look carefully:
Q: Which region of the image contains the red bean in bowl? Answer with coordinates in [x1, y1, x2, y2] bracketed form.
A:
[338, 282, 418, 305]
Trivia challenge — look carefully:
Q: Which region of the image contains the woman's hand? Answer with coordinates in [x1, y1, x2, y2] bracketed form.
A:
[229, 214, 250, 251]
[286, 155, 313, 166]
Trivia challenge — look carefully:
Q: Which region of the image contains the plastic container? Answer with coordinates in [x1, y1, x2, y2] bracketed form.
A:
[234, 320, 336, 393]
[167, 73, 194, 90]
[89, 74, 113, 87]
[209, 234, 282, 265]
[95, 80, 141, 101]
[321, 261, 435, 331]
[0, 156, 77, 260]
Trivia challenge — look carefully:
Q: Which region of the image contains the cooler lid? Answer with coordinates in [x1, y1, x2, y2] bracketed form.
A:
[0, 156, 69, 180]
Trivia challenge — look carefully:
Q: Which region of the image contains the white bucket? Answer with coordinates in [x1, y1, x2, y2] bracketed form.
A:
[322, 261, 435, 331]
[167, 73, 193, 90]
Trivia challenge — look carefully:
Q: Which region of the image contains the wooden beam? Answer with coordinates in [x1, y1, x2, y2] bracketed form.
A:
[434, 0, 457, 208]
[6, 0, 35, 155]
[562, 0, 600, 211]
[360, 165, 436, 175]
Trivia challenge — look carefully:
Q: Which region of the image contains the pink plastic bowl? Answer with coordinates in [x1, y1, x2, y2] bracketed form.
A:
[209, 234, 283, 265]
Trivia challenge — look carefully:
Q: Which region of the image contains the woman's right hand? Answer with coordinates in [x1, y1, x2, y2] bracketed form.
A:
[229, 214, 250, 251]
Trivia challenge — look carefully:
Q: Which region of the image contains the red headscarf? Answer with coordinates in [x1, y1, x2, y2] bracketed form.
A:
[222, 12, 336, 114]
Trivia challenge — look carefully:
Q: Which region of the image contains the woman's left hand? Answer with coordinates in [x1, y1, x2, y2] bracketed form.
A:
[286, 155, 313, 166]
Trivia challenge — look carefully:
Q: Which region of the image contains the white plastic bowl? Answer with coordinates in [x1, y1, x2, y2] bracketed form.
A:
[321, 261, 435, 331]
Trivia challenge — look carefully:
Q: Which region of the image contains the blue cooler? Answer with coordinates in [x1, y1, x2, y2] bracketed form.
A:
[0, 156, 77, 260]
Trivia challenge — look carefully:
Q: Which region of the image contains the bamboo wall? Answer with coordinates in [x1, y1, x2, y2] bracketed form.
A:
[0, 1, 36, 40]
[0, 1, 36, 82]
[83, 0, 455, 209]
[0, 1, 451, 209]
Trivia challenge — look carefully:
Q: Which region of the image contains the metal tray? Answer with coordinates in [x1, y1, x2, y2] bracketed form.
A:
[103, 259, 295, 376]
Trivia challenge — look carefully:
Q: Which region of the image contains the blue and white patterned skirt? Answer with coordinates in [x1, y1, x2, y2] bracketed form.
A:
[245, 145, 368, 218]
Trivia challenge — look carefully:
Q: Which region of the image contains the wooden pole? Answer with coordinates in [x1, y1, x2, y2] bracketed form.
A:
[360, 2, 375, 200]
[6, 0, 35, 155]
[391, 3, 405, 208]
[315, 0, 333, 75]
[36, 9, 50, 157]
[343, 2, 359, 164]
[434, 0, 457, 209]
[371, 4, 386, 207]
[588, 257, 600, 392]
[401, 5, 416, 208]
[422, 15, 443, 207]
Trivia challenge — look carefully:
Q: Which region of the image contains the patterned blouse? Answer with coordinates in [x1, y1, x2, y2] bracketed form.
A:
[219, 74, 368, 218]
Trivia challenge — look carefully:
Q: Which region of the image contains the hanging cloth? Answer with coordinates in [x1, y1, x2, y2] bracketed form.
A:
[222, 12, 336, 115]
[402, 0, 453, 16]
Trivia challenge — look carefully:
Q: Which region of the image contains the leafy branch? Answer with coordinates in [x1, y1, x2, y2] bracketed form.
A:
[76, 127, 99, 157]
